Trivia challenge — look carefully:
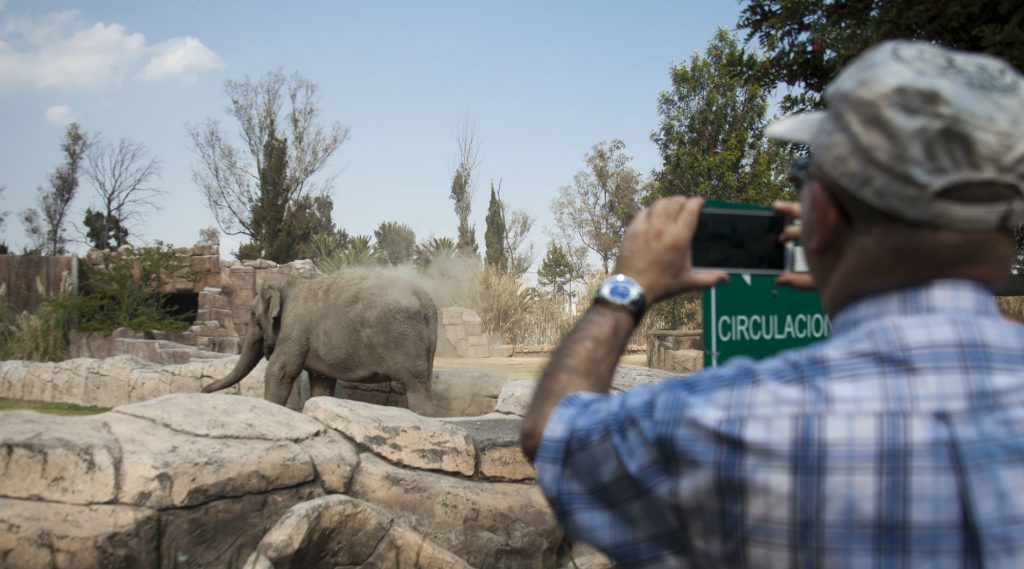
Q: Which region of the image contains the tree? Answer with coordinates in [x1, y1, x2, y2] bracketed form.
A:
[650, 28, 794, 205]
[307, 229, 351, 273]
[21, 123, 92, 255]
[551, 139, 643, 274]
[189, 69, 349, 261]
[537, 242, 583, 312]
[450, 116, 479, 257]
[484, 183, 507, 273]
[738, 1, 1024, 113]
[242, 129, 289, 260]
[0, 187, 9, 253]
[373, 221, 416, 266]
[83, 209, 128, 250]
[502, 201, 535, 280]
[82, 137, 162, 250]
[197, 226, 220, 247]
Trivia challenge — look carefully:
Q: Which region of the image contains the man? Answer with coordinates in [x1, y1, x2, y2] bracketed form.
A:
[522, 41, 1024, 568]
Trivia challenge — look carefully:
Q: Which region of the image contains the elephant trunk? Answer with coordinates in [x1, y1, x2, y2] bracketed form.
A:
[202, 323, 263, 393]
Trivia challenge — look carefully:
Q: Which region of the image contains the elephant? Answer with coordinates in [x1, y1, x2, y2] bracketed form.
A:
[203, 270, 438, 410]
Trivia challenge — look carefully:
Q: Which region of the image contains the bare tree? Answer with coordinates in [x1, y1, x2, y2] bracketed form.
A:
[450, 114, 480, 255]
[550, 139, 643, 274]
[500, 199, 536, 280]
[82, 137, 162, 250]
[188, 69, 349, 248]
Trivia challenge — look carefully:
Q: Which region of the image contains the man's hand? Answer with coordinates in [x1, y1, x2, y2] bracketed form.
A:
[773, 200, 817, 290]
[614, 196, 728, 304]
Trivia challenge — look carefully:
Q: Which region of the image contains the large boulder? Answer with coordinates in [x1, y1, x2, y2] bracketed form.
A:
[0, 356, 265, 408]
[306, 398, 476, 476]
[0, 500, 160, 569]
[349, 454, 560, 569]
[243, 495, 474, 569]
[494, 364, 675, 417]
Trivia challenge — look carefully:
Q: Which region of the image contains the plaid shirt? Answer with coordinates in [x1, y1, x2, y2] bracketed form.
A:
[535, 280, 1024, 568]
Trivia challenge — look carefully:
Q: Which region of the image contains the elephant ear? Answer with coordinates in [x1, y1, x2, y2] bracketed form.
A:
[263, 285, 282, 325]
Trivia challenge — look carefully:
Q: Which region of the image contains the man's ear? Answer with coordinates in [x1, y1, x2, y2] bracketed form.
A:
[803, 181, 844, 254]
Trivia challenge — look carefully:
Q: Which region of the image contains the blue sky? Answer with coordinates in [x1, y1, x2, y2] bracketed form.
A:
[0, 0, 744, 275]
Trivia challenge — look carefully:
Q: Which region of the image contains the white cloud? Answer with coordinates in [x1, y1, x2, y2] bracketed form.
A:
[0, 9, 221, 91]
[139, 36, 222, 82]
[43, 104, 73, 125]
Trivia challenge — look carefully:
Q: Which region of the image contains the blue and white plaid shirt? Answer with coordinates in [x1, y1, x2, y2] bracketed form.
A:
[535, 280, 1024, 568]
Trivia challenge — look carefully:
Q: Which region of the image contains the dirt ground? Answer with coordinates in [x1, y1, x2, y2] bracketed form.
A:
[433, 353, 647, 380]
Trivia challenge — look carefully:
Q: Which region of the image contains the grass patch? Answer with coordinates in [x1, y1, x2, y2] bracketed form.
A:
[0, 397, 109, 415]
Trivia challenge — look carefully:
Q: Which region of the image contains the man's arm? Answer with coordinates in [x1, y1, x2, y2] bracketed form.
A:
[521, 197, 728, 462]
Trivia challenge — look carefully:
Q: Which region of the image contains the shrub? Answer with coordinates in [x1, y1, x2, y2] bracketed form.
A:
[467, 265, 576, 347]
[67, 243, 204, 335]
[0, 278, 73, 362]
[997, 296, 1024, 322]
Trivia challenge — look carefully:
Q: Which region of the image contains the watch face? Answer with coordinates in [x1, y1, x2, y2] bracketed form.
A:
[597, 275, 644, 313]
[607, 282, 634, 302]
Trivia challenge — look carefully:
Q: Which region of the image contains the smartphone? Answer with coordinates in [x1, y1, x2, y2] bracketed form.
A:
[692, 207, 797, 274]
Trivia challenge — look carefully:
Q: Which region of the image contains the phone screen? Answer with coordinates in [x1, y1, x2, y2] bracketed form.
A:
[692, 208, 787, 274]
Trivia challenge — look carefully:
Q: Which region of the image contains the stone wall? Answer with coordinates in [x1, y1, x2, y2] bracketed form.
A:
[0, 254, 77, 313]
[76, 247, 324, 355]
[9, 245, 533, 362]
[80, 245, 222, 294]
[220, 258, 322, 341]
[647, 329, 704, 374]
[0, 354, 506, 418]
[437, 306, 513, 358]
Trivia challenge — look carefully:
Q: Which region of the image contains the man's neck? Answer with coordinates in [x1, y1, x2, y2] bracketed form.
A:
[818, 234, 1005, 317]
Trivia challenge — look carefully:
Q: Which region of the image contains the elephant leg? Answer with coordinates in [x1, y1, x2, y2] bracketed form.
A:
[405, 381, 431, 416]
[309, 373, 336, 398]
[264, 356, 305, 406]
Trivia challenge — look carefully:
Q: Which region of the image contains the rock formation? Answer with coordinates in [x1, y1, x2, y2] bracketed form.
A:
[0, 356, 672, 568]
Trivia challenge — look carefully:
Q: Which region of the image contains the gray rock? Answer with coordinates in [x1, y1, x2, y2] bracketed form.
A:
[0, 499, 160, 569]
[305, 398, 476, 476]
[114, 393, 324, 441]
[243, 495, 473, 569]
[0, 412, 119, 504]
[106, 411, 315, 509]
[159, 483, 322, 569]
[494, 364, 675, 417]
[493, 379, 535, 417]
[442, 414, 534, 481]
[350, 453, 561, 569]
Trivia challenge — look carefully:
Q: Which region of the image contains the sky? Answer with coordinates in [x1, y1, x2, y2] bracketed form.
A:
[0, 0, 745, 278]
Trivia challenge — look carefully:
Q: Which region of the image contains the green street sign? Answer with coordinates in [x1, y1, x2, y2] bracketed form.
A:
[703, 273, 830, 367]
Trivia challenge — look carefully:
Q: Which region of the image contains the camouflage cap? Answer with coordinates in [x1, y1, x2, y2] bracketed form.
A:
[767, 40, 1024, 231]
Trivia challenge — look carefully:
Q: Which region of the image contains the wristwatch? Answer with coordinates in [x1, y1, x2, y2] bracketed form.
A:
[594, 274, 646, 320]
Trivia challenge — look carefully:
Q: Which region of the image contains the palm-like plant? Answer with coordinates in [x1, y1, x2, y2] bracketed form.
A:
[414, 236, 458, 268]
[339, 235, 376, 267]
